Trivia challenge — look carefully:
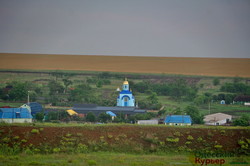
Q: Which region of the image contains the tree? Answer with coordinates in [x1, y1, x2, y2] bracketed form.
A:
[51, 71, 64, 81]
[217, 93, 225, 100]
[172, 107, 183, 115]
[225, 94, 236, 104]
[184, 106, 203, 124]
[158, 109, 167, 116]
[170, 79, 187, 99]
[8, 82, 29, 101]
[62, 79, 72, 93]
[48, 80, 64, 95]
[35, 112, 45, 122]
[147, 92, 159, 105]
[98, 113, 111, 123]
[134, 81, 150, 93]
[233, 115, 249, 126]
[213, 78, 220, 86]
[46, 111, 68, 122]
[194, 95, 208, 105]
[68, 83, 94, 102]
[86, 112, 96, 122]
[96, 80, 103, 88]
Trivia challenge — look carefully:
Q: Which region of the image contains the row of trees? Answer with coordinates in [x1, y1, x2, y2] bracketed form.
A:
[35, 111, 157, 124]
[132, 79, 197, 101]
[0, 81, 37, 101]
[220, 82, 250, 95]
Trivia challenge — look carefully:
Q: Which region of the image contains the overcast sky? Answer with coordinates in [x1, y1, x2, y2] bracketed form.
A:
[0, 0, 249, 58]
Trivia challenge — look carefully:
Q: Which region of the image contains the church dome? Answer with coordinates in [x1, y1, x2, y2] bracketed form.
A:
[123, 80, 129, 85]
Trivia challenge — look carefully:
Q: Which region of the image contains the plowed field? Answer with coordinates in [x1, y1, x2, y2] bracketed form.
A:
[0, 125, 248, 154]
[0, 53, 250, 77]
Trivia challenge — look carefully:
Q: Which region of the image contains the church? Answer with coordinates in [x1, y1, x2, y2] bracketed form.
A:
[72, 79, 145, 116]
[117, 78, 135, 107]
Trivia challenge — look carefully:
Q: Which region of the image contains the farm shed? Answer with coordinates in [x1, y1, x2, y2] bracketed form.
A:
[204, 113, 232, 126]
[137, 120, 158, 125]
[0, 108, 33, 123]
[28, 102, 43, 115]
[66, 109, 78, 116]
[164, 115, 192, 126]
[106, 111, 116, 120]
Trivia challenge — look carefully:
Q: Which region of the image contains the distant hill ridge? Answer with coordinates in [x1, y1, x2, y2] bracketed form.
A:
[0, 53, 250, 77]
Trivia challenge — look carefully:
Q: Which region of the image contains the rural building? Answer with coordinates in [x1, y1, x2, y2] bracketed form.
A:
[66, 109, 78, 116]
[117, 78, 135, 107]
[244, 103, 250, 106]
[220, 100, 225, 104]
[204, 113, 232, 126]
[21, 102, 43, 116]
[0, 108, 33, 123]
[233, 95, 250, 105]
[106, 111, 116, 120]
[164, 115, 192, 126]
[137, 120, 158, 125]
[73, 104, 146, 117]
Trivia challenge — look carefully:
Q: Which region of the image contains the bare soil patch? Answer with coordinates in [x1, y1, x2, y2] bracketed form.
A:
[0, 125, 248, 153]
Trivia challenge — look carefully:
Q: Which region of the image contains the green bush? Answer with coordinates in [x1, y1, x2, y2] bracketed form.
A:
[52, 148, 61, 153]
[214, 145, 223, 149]
[238, 139, 249, 150]
[30, 129, 40, 134]
[87, 160, 97, 166]
[187, 135, 194, 141]
[39, 128, 44, 132]
[21, 139, 27, 143]
[76, 143, 88, 153]
[173, 131, 181, 137]
[166, 137, 179, 143]
[2, 137, 10, 143]
[197, 137, 203, 142]
[220, 130, 226, 135]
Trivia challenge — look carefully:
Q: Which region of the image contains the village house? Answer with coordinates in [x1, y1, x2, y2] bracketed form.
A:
[164, 115, 192, 126]
[137, 119, 159, 125]
[204, 113, 232, 126]
[0, 107, 33, 123]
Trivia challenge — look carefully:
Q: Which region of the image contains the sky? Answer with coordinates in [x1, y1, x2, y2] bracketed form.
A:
[0, 0, 249, 58]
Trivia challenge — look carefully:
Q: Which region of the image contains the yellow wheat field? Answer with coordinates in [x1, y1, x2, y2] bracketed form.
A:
[0, 53, 250, 77]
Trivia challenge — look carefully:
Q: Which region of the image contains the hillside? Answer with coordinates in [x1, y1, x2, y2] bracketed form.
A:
[1, 53, 250, 77]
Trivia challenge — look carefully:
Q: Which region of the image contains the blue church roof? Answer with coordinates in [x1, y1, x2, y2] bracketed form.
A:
[164, 115, 192, 124]
[0, 108, 32, 119]
[119, 90, 132, 94]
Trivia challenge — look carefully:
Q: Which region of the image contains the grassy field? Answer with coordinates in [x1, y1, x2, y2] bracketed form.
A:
[1, 152, 249, 166]
[1, 53, 250, 77]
